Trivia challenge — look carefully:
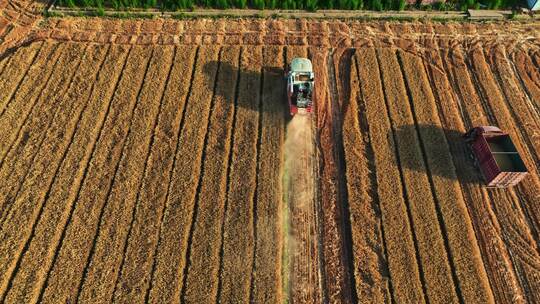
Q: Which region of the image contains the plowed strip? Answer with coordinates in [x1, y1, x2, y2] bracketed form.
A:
[146, 45, 219, 304]
[0, 44, 109, 304]
[40, 46, 153, 304]
[182, 46, 240, 303]
[0, 43, 83, 229]
[0, 42, 40, 116]
[218, 46, 262, 304]
[441, 42, 525, 303]
[344, 53, 390, 303]
[251, 45, 285, 304]
[74, 46, 173, 304]
[399, 49, 493, 304]
[134, 46, 198, 304]
[0, 42, 60, 166]
[378, 47, 458, 304]
[1, 44, 129, 304]
[355, 48, 424, 304]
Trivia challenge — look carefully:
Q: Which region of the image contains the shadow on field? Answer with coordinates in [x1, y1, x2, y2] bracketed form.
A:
[203, 60, 287, 120]
[391, 124, 482, 184]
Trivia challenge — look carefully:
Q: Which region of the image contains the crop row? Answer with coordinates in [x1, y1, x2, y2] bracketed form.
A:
[439, 41, 525, 304]
[343, 53, 390, 303]
[0, 42, 289, 303]
[397, 49, 492, 304]
[0, 42, 84, 300]
[1, 44, 110, 303]
[181, 45, 240, 303]
[352, 48, 424, 303]
[7, 44, 130, 304]
[40, 45, 154, 303]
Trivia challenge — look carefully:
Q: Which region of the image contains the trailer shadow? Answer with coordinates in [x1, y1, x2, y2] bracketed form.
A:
[391, 124, 483, 184]
[203, 60, 287, 118]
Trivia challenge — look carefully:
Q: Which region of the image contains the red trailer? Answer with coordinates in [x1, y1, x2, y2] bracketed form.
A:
[464, 126, 528, 188]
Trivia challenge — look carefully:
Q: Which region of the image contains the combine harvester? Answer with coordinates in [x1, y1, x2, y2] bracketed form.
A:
[287, 58, 314, 116]
[464, 126, 528, 188]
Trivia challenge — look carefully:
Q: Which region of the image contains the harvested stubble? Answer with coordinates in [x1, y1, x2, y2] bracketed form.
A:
[344, 53, 390, 304]
[40, 45, 153, 304]
[0, 41, 66, 207]
[442, 43, 526, 304]
[398, 49, 493, 304]
[219, 46, 262, 304]
[142, 46, 198, 304]
[4, 44, 129, 304]
[511, 51, 540, 114]
[182, 46, 240, 303]
[421, 40, 498, 304]
[354, 48, 424, 304]
[469, 47, 540, 214]
[470, 46, 540, 302]
[0, 43, 85, 299]
[79, 46, 174, 304]
[377, 47, 458, 304]
[250, 45, 286, 304]
[147, 45, 219, 304]
[0, 42, 40, 116]
[1, 44, 109, 304]
[0, 42, 60, 168]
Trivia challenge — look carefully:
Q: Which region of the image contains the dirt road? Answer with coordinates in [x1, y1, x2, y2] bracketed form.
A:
[284, 113, 323, 303]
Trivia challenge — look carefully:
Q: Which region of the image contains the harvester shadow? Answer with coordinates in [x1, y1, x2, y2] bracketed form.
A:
[203, 60, 288, 122]
[391, 124, 483, 184]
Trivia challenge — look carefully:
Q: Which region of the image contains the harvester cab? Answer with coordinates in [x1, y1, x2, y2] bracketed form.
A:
[287, 58, 314, 116]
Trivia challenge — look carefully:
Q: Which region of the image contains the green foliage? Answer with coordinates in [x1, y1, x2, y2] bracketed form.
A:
[371, 0, 383, 10]
[252, 0, 265, 9]
[54, 0, 516, 11]
[306, 0, 318, 10]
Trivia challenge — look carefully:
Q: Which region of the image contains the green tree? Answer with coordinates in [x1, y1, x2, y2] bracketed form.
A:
[371, 0, 383, 10]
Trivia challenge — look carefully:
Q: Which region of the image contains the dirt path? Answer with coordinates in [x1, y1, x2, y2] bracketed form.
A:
[284, 113, 323, 303]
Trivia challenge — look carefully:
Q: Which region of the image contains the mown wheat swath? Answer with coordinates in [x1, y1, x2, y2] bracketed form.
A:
[344, 53, 390, 303]
[219, 45, 262, 304]
[378, 47, 458, 304]
[39, 45, 153, 304]
[148, 45, 219, 304]
[182, 46, 240, 303]
[355, 48, 424, 304]
[398, 49, 493, 304]
[75, 46, 173, 304]
[142, 45, 198, 304]
[251, 45, 286, 304]
[2, 44, 129, 304]
[0, 42, 41, 116]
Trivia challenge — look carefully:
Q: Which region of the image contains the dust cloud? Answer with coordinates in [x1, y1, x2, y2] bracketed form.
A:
[283, 114, 321, 303]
